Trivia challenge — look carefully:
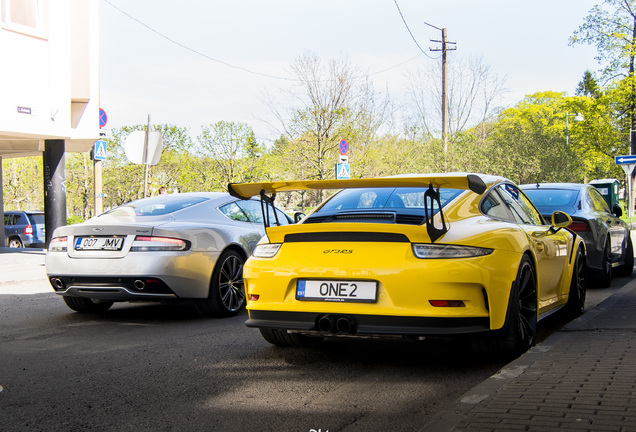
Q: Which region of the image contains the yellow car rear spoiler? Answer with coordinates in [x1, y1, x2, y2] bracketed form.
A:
[227, 174, 488, 243]
[228, 174, 487, 200]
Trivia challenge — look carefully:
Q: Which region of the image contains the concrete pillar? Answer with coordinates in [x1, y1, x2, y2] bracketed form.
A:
[0, 155, 5, 247]
[43, 140, 67, 247]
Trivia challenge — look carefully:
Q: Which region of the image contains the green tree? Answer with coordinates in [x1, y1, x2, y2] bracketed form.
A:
[264, 52, 389, 206]
[489, 92, 582, 184]
[571, 0, 636, 152]
[65, 153, 92, 220]
[575, 70, 602, 98]
[197, 121, 265, 190]
[488, 91, 622, 184]
[1, 156, 42, 210]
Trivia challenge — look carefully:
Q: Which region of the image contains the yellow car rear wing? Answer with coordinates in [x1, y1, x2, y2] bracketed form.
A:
[228, 174, 488, 243]
[228, 174, 487, 200]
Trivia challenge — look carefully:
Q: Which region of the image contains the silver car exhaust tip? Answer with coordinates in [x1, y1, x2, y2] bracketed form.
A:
[51, 278, 65, 290]
[133, 280, 146, 290]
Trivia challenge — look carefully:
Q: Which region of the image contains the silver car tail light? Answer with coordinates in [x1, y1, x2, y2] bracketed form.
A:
[49, 236, 67, 252]
[131, 236, 190, 251]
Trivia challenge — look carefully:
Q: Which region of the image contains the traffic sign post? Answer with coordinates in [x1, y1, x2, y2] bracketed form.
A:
[95, 109, 108, 215]
[615, 155, 636, 227]
[337, 139, 350, 179]
[93, 139, 107, 216]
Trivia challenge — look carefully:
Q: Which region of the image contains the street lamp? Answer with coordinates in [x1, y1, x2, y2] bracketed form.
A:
[566, 112, 585, 146]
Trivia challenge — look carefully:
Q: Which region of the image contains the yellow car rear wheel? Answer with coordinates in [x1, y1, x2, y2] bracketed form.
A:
[471, 255, 537, 358]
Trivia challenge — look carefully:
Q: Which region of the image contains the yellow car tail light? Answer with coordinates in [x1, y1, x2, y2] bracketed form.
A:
[412, 244, 493, 259]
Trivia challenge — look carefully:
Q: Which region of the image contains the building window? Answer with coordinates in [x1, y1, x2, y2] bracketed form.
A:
[1, 0, 47, 38]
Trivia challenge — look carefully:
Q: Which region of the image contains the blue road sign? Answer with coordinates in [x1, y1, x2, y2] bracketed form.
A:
[94, 139, 107, 160]
[615, 155, 636, 164]
[336, 163, 350, 179]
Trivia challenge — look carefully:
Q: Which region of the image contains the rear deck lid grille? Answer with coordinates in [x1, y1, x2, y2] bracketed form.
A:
[284, 232, 410, 243]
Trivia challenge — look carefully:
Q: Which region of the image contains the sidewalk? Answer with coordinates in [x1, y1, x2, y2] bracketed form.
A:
[0, 247, 50, 294]
[423, 278, 636, 431]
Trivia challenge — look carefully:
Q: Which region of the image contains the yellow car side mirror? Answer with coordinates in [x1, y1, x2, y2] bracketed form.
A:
[551, 211, 572, 228]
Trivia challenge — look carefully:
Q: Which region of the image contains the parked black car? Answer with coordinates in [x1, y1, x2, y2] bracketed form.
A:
[3, 211, 46, 248]
[521, 183, 633, 286]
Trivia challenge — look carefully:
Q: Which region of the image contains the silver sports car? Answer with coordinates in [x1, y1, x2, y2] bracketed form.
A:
[46, 192, 293, 316]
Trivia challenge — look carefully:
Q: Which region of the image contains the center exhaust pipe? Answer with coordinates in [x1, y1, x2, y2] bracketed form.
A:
[317, 315, 356, 335]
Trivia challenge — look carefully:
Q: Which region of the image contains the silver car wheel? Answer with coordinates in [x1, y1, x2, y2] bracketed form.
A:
[218, 253, 245, 313]
[197, 249, 246, 317]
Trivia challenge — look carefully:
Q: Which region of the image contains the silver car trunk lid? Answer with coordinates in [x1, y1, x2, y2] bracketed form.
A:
[57, 220, 165, 259]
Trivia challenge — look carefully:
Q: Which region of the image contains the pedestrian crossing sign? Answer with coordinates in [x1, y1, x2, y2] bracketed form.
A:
[336, 163, 350, 179]
[94, 139, 107, 160]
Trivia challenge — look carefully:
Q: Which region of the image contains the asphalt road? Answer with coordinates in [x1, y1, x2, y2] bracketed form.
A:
[0, 249, 629, 432]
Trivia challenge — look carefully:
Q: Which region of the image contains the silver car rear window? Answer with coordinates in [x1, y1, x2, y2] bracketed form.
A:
[107, 196, 208, 217]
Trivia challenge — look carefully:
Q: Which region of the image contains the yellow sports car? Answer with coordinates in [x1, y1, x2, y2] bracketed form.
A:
[229, 174, 587, 356]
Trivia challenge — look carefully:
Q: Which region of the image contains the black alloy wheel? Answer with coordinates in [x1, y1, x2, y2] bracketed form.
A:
[197, 250, 246, 317]
[498, 255, 538, 357]
[598, 238, 612, 287]
[566, 246, 587, 317]
[470, 255, 538, 359]
[514, 256, 538, 349]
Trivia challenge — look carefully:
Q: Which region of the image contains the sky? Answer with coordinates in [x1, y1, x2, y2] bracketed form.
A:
[99, 0, 601, 144]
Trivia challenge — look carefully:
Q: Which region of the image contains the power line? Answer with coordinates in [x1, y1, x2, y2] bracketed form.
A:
[103, 0, 428, 82]
[102, 0, 295, 81]
[393, 0, 440, 60]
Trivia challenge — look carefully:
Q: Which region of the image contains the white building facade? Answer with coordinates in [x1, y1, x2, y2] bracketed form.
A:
[1, 0, 100, 246]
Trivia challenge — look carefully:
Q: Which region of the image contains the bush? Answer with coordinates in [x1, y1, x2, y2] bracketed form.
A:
[67, 215, 85, 225]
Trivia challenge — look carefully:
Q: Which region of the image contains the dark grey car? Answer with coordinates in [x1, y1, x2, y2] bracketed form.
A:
[521, 183, 632, 286]
[3, 211, 46, 248]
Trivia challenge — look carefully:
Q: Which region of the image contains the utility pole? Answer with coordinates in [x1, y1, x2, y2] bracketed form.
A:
[427, 23, 456, 153]
[143, 115, 151, 198]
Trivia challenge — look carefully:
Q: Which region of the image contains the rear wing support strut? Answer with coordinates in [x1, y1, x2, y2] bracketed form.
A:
[260, 190, 280, 229]
[425, 184, 448, 243]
